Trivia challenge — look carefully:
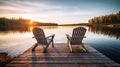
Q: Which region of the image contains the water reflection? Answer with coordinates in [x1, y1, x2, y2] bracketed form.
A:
[0, 27, 30, 35]
[0, 26, 30, 31]
[29, 26, 33, 32]
[87, 26, 120, 64]
[35, 26, 58, 29]
[0, 26, 37, 34]
[88, 26, 120, 40]
[0, 26, 120, 63]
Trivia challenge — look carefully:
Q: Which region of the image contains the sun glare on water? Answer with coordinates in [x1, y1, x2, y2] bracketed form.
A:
[30, 20, 33, 24]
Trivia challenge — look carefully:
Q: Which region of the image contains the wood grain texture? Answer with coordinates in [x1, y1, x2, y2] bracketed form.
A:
[6, 43, 120, 67]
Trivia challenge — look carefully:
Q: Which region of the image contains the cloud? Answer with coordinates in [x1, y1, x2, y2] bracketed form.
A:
[0, 0, 63, 14]
[0, 0, 119, 24]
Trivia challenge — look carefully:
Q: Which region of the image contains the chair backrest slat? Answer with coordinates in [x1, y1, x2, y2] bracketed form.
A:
[32, 27, 47, 44]
[71, 27, 86, 45]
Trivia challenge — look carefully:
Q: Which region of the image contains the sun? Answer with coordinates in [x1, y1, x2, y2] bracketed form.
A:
[30, 20, 33, 24]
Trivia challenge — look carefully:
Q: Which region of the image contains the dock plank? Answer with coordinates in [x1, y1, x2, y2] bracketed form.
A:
[6, 43, 120, 67]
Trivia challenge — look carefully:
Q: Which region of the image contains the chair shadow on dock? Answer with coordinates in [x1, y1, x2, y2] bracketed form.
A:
[31, 51, 37, 67]
[30, 49, 62, 67]
[26, 45, 89, 67]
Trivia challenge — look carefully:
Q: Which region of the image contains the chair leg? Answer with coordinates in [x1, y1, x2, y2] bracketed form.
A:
[43, 39, 54, 53]
[43, 50, 46, 53]
[52, 40, 54, 47]
[32, 43, 38, 51]
[51, 35, 55, 47]
[81, 44, 87, 52]
[66, 40, 69, 46]
[67, 41, 73, 52]
[68, 43, 73, 52]
[43, 43, 50, 53]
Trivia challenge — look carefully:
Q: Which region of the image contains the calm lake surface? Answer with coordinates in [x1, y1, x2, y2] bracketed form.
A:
[0, 26, 120, 63]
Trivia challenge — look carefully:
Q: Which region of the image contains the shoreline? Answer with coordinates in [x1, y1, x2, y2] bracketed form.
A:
[87, 24, 120, 28]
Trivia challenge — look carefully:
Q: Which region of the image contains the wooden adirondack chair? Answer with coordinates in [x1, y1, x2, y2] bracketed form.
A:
[66, 27, 87, 52]
[32, 27, 55, 53]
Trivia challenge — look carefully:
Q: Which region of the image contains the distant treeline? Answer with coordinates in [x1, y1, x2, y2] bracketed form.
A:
[59, 23, 88, 26]
[0, 17, 30, 31]
[88, 11, 120, 25]
[0, 17, 30, 27]
[32, 21, 58, 26]
[0, 17, 58, 31]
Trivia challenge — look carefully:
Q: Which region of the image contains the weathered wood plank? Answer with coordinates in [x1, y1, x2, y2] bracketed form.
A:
[6, 43, 120, 67]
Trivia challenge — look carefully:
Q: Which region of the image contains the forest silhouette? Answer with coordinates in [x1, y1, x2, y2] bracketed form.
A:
[0, 17, 58, 31]
[89, 11, 120, 26]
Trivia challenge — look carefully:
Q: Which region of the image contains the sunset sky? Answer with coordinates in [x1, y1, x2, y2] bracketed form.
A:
[0, 0, 120, 24]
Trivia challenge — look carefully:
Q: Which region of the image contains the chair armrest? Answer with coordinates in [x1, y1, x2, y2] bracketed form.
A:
[66, 34, 71, 40]
[80, 36, 86, 38]
[32, 37, 44, 38]
[46, 34, 55, 39]
[72, 36, 86, 38]
[32, 34, 55, 39]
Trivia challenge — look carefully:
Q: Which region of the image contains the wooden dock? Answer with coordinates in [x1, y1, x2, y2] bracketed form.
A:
[6, 43, 120, 67]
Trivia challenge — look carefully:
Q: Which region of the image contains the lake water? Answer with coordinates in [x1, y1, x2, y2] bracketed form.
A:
[0, 26, 120, 64]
